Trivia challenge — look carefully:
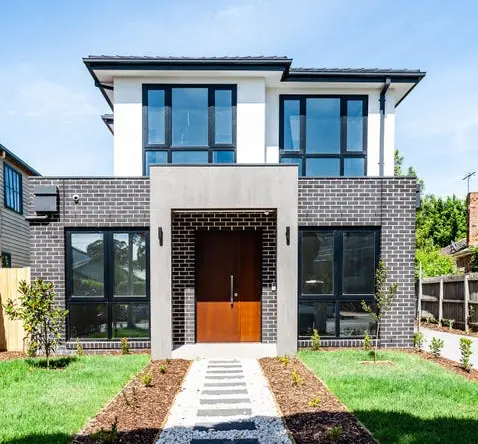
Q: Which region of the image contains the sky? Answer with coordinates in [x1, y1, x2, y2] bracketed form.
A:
[0, 0, 477, 197]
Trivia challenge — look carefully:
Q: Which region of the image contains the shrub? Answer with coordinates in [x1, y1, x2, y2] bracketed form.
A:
[3, 279, 68, 369]
[459, 337, 473, 371]
[159, 364, 167, 374]
[276, 355, 290, 367]
[429, 337, 444, 357]
[444, 319, 455, 330]
[413, 331, 425, 352]
[328, 425, 343, 441]
[291, 368, 304, 386]
[363, 331, 372, 351]
[310, 329, 321, 350]
[120, 337, 130, 355]
[308, 395, 320, 408]
[142, 372, 153, 387]
[75, 338, 84, 357]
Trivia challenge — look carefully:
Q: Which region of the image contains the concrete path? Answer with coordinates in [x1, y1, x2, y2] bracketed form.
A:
[157, 358, 292, 444]
[420, 327, 478, 369]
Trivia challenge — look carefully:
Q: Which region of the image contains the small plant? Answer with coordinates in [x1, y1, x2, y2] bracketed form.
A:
[445, 319, 455, 330]
[159, 364, 167, 374]
[120, 337, 130, 355]
[311, 329, 321, 350]
[122, 386, 138, 409]
[328, 425, 343, 441]
[142, 372, 153, 387]
[459, 337, 473, 371]
[91, 416, 118, 444]
[277, 355, 290, 367]
[4, 279, 68, 369]
[413, 331, 425, 352]
[166, 358, 171, 364]
[75, 338, 84, 357]
[363, 331, 372, 351]
[291, 368, 304, 386]
[308, 395, 320, 408]
[429, 337, 444, 357]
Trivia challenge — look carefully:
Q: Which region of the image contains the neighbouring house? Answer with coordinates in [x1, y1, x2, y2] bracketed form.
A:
[0, 143, 40, 268]
[26, 56, 425, 358]
[441, 192, 478, 272]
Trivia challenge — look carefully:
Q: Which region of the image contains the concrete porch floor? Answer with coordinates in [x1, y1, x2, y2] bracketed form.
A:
[171, 343, 278, 359]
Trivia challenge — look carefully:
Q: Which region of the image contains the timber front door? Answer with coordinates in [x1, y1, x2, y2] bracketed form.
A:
[196, 230, 261, 342]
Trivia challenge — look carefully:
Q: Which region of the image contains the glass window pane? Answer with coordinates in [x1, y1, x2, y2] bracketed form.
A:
[340, 301, 377, 337]
[172, 150, 208, 164]
[306, 158, 340, 176]
[215, 90, 233, 144]
[147, 89, 165, 144]
[283, 100, 301, 151]
[344, 157, 365, 176]
[113, 232, 147, 298]
[112, 304, 150, 338]
[299, 301, 335, 337]
[343, 232, 376, 294]
[68, 304, 107, 339]
[172, 88, 208, 146]
[71, 233, 104, 298]
[280, 156, 303, 176]
[347, 100, 364, 151]
[145, 151, 168, 175]
[301, 232, 334, 295]
[306, 98, 340, 153]
[213, 150, 234, 163]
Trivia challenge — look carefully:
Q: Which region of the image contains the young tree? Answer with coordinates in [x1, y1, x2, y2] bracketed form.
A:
[4, 279, 68, 368]
[361, 260, 398, 362]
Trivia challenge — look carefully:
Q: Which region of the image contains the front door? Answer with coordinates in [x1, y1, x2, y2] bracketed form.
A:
[196, 230, 261, 342]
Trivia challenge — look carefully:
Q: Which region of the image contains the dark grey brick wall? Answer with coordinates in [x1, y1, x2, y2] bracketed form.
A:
[27, 177, 149, 349]
[171, 212, 277, 346]
[298, 177, 417, 348]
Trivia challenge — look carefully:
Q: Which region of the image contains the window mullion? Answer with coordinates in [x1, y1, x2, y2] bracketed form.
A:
[300, 97, 306, 176]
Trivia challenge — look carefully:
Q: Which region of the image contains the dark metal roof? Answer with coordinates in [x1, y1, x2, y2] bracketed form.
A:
[0, 143, 40, 176]
[85, 55, 291, 63]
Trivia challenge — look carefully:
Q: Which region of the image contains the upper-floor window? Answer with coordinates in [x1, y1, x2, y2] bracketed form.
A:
[3, 164, 23, 214]
[143, 85, 236, 175]
[279, 95, 367, 176]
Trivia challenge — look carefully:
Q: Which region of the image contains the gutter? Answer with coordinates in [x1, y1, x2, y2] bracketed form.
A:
[379, 77, 391, 176]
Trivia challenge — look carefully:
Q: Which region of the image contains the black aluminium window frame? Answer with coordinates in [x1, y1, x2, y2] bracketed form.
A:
[1, 251, 12, 268]
[279, 94, 368, 176]
[65, 228, 151, 341]
[3, 163, 23, 214]
[142, 84, 237, 174]
[298, 227, 380, 338]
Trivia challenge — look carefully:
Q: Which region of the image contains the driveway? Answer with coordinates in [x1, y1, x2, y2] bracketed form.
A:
[420, 327, 478, 369]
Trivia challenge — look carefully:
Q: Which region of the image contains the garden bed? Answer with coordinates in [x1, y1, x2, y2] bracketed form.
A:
[0, 350, 25, 361]
[73, 359, 190, 444]
[259, 357, 376, 444]
[420, 321, 478, 337]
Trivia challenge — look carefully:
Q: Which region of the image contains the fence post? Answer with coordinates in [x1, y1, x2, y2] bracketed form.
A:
[438, 277, 444, 324]
[417, 262, 422, 330]
[464, 274, 470, 332]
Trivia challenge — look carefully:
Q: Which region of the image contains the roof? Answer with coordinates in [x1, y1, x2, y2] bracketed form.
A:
[0, 143, 40, 176]
[441, 238, 468, 256]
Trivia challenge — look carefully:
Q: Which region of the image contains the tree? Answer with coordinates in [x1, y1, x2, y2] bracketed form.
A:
[394, 149, 424, 191]
[362, 260, 398, 362]
[4, 280, 68, 368]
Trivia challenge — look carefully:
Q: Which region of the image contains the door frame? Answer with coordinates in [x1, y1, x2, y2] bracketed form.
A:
[194, 229, 263, 343]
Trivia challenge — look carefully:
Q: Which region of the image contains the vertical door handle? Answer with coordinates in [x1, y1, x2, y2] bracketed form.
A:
[230, 275, 234, 306]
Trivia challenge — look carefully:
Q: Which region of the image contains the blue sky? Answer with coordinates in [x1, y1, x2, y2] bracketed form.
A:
[0, 0, 477, 196]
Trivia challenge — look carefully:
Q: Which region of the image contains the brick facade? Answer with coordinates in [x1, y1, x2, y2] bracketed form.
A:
[27, 175, 416, 350]
[171, 212, 277, 346]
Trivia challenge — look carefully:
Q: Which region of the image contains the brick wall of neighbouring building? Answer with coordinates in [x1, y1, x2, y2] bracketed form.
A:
[468, 192, 478, 247]
[27, 175, 416, 349]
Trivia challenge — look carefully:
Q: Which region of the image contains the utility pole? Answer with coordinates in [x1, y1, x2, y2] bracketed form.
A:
[463, 171, 476, 196]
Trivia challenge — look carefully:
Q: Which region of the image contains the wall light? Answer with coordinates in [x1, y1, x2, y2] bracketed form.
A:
[285, 226, 290, 246]
[158, 227, 163, 246]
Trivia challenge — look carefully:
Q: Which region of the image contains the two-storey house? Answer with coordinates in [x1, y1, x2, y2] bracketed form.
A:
[27, 56, 425, 358]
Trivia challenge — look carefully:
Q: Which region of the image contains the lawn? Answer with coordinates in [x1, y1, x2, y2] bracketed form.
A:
[299, 350, 478, 444]
[0, 354, 149, 444]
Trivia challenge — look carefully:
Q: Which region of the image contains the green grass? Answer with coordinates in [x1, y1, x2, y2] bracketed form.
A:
[0, 354, 149, 444]
[299, 350, 478, 444]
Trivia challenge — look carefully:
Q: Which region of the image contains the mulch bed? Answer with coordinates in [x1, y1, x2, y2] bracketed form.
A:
[0, 351, 25, 361]
[260, 357, 376, 444]
[420, 321, 478, 338]
[72, 359, 191, 444]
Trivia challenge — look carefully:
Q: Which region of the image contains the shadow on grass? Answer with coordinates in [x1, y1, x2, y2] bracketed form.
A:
[26, 356, 77, 369]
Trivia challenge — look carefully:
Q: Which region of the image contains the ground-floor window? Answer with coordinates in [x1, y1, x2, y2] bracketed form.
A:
[65, 229, 150, 340]
[1, 251, 12, 268]
[298, 228, 379, 338]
